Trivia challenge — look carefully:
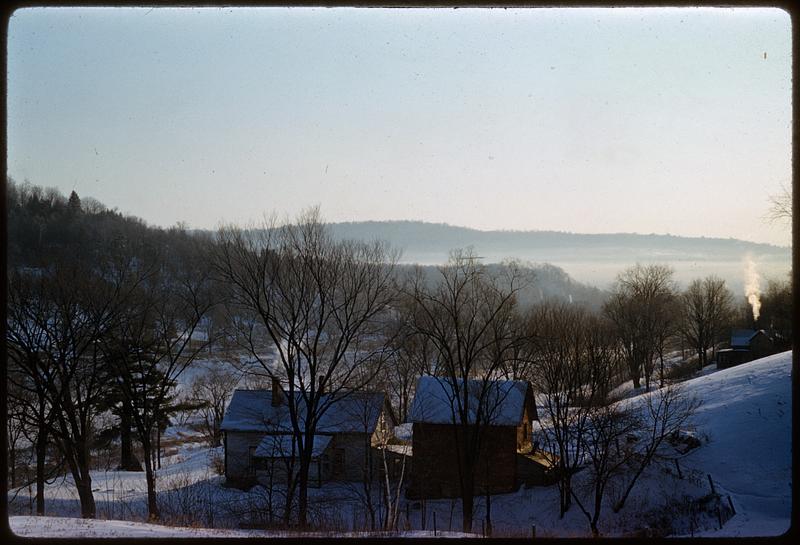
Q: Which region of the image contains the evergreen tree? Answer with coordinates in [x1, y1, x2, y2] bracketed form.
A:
[68, 190, 82, 213]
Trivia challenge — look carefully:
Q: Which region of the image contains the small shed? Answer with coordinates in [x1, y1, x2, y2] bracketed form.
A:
[717, 329, 775, 369]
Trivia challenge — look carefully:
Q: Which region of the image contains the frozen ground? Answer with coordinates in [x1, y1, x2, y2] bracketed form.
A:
[8, 516, 474, 538]
[8, 351, 792, 537]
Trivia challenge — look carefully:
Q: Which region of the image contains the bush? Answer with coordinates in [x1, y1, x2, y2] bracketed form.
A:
[665, 359, 699, 383]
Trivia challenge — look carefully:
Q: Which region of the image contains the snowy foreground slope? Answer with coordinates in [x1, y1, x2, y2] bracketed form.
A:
[676, 350, 792, 536]
[8, 351, 792, 538]
[8, 517, 471, 538]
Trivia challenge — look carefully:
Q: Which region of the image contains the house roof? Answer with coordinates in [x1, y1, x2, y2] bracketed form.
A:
[409, 376, 531, 426]
[731, 329, 757, 347]
[220, 389, 387, 434]
[730, 329, 770, 348]
[254, 434, 332, 459]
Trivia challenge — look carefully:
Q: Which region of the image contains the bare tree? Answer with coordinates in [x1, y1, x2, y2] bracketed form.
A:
[680, 276, 735, 369]
[212, 208, 398, 528]
[524, 302, 597, 518]
[6, 270, 61, 515]
[103, 246, 215, 521]
[497, 310, 536, 381]
[570, 401, 639, 536]
[339, 393, 393, 531]
[24, 257, 140, 518]
[604, 264, 677, 391]
[612, 383, 700, 513]
[383, 315, 436, 423]
[6, 382, 31, 489]
[401, 250, 527, 532]
[378, 437, 410, 531]
[766, 184, 792, 224]
[758, 275, 792, 347]
[190, 362, 241, 447]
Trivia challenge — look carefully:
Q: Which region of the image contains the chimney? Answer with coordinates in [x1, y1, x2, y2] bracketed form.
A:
[271, 377, 282, 407]
[318, 375, 325, 395]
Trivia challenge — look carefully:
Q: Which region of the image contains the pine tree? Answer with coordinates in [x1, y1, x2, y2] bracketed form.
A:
[68, 190, 82, 213]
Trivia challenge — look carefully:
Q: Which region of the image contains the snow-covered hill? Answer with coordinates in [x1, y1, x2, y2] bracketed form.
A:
[676, 350, 792, 536]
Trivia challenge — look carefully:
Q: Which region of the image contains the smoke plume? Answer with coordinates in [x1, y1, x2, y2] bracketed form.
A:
[744, 256, 761, 322]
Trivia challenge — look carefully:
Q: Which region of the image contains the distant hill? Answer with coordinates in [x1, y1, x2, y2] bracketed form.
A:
[327, 221, 791, 292]
[394, 261, 609, 311]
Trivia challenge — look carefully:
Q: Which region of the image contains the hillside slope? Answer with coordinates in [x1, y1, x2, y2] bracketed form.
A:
[678, 350, 792, 536]
[326, 221, 791, 291]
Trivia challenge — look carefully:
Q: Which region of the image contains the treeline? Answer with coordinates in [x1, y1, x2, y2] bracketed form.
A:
[6, 179, 222, 521]
[4, 180, 792, 534]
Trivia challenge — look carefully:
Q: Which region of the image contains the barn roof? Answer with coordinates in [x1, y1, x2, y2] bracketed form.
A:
[409, 376, 531, 426]
[254, 434, 332, 459]
[220, 390, 387, 434]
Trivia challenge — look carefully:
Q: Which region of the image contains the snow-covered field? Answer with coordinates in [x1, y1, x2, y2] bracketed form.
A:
[9, 351, 792, 538]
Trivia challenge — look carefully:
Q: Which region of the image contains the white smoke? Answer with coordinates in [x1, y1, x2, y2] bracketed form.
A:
[744, 256, 761, 321]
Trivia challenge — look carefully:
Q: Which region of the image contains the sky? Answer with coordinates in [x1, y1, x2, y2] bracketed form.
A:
[6, 7, 792, 246]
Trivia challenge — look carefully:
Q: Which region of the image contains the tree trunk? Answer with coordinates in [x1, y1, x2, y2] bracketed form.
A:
[559, 480, 573, 518]
[141, 435, 160, 521]
[75, 477, 96, 518]
[630, 353, 641, 389]
[35, 426, 47, 516]
[297, 455, 311, 528]
[145, 467, 159, 521]
[485, 487, 492, 537]
[10, 440, 17, 488]
[118, 401, 143, 471]
[613, 453, 652, 513]
[461, 491, 474, 533]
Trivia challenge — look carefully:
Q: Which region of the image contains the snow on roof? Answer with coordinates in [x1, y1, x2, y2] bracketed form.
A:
[730, 329, 767, 347]
[254, 434, 332, 459]
[220, 390, 386, 434]
[409, 376, 530, 426]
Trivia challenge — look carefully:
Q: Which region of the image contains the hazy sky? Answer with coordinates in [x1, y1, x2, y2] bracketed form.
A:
[6, 7, 792, 246]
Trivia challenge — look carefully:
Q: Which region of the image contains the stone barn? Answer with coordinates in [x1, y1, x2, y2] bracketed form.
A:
[717, 329, 775, 369]
[220, 379, 396, 488]
[406, 376, 540, 499]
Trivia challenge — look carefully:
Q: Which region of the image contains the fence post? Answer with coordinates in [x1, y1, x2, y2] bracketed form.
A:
[433, 511, 437, 536]
[532, 524, 536, 538]
[674, 459, 683, 479]
[717, 505, 723, 530]
[707, 474, 716, 495]
[482, 520, 485, 537]
[727, 495, 736, 515]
